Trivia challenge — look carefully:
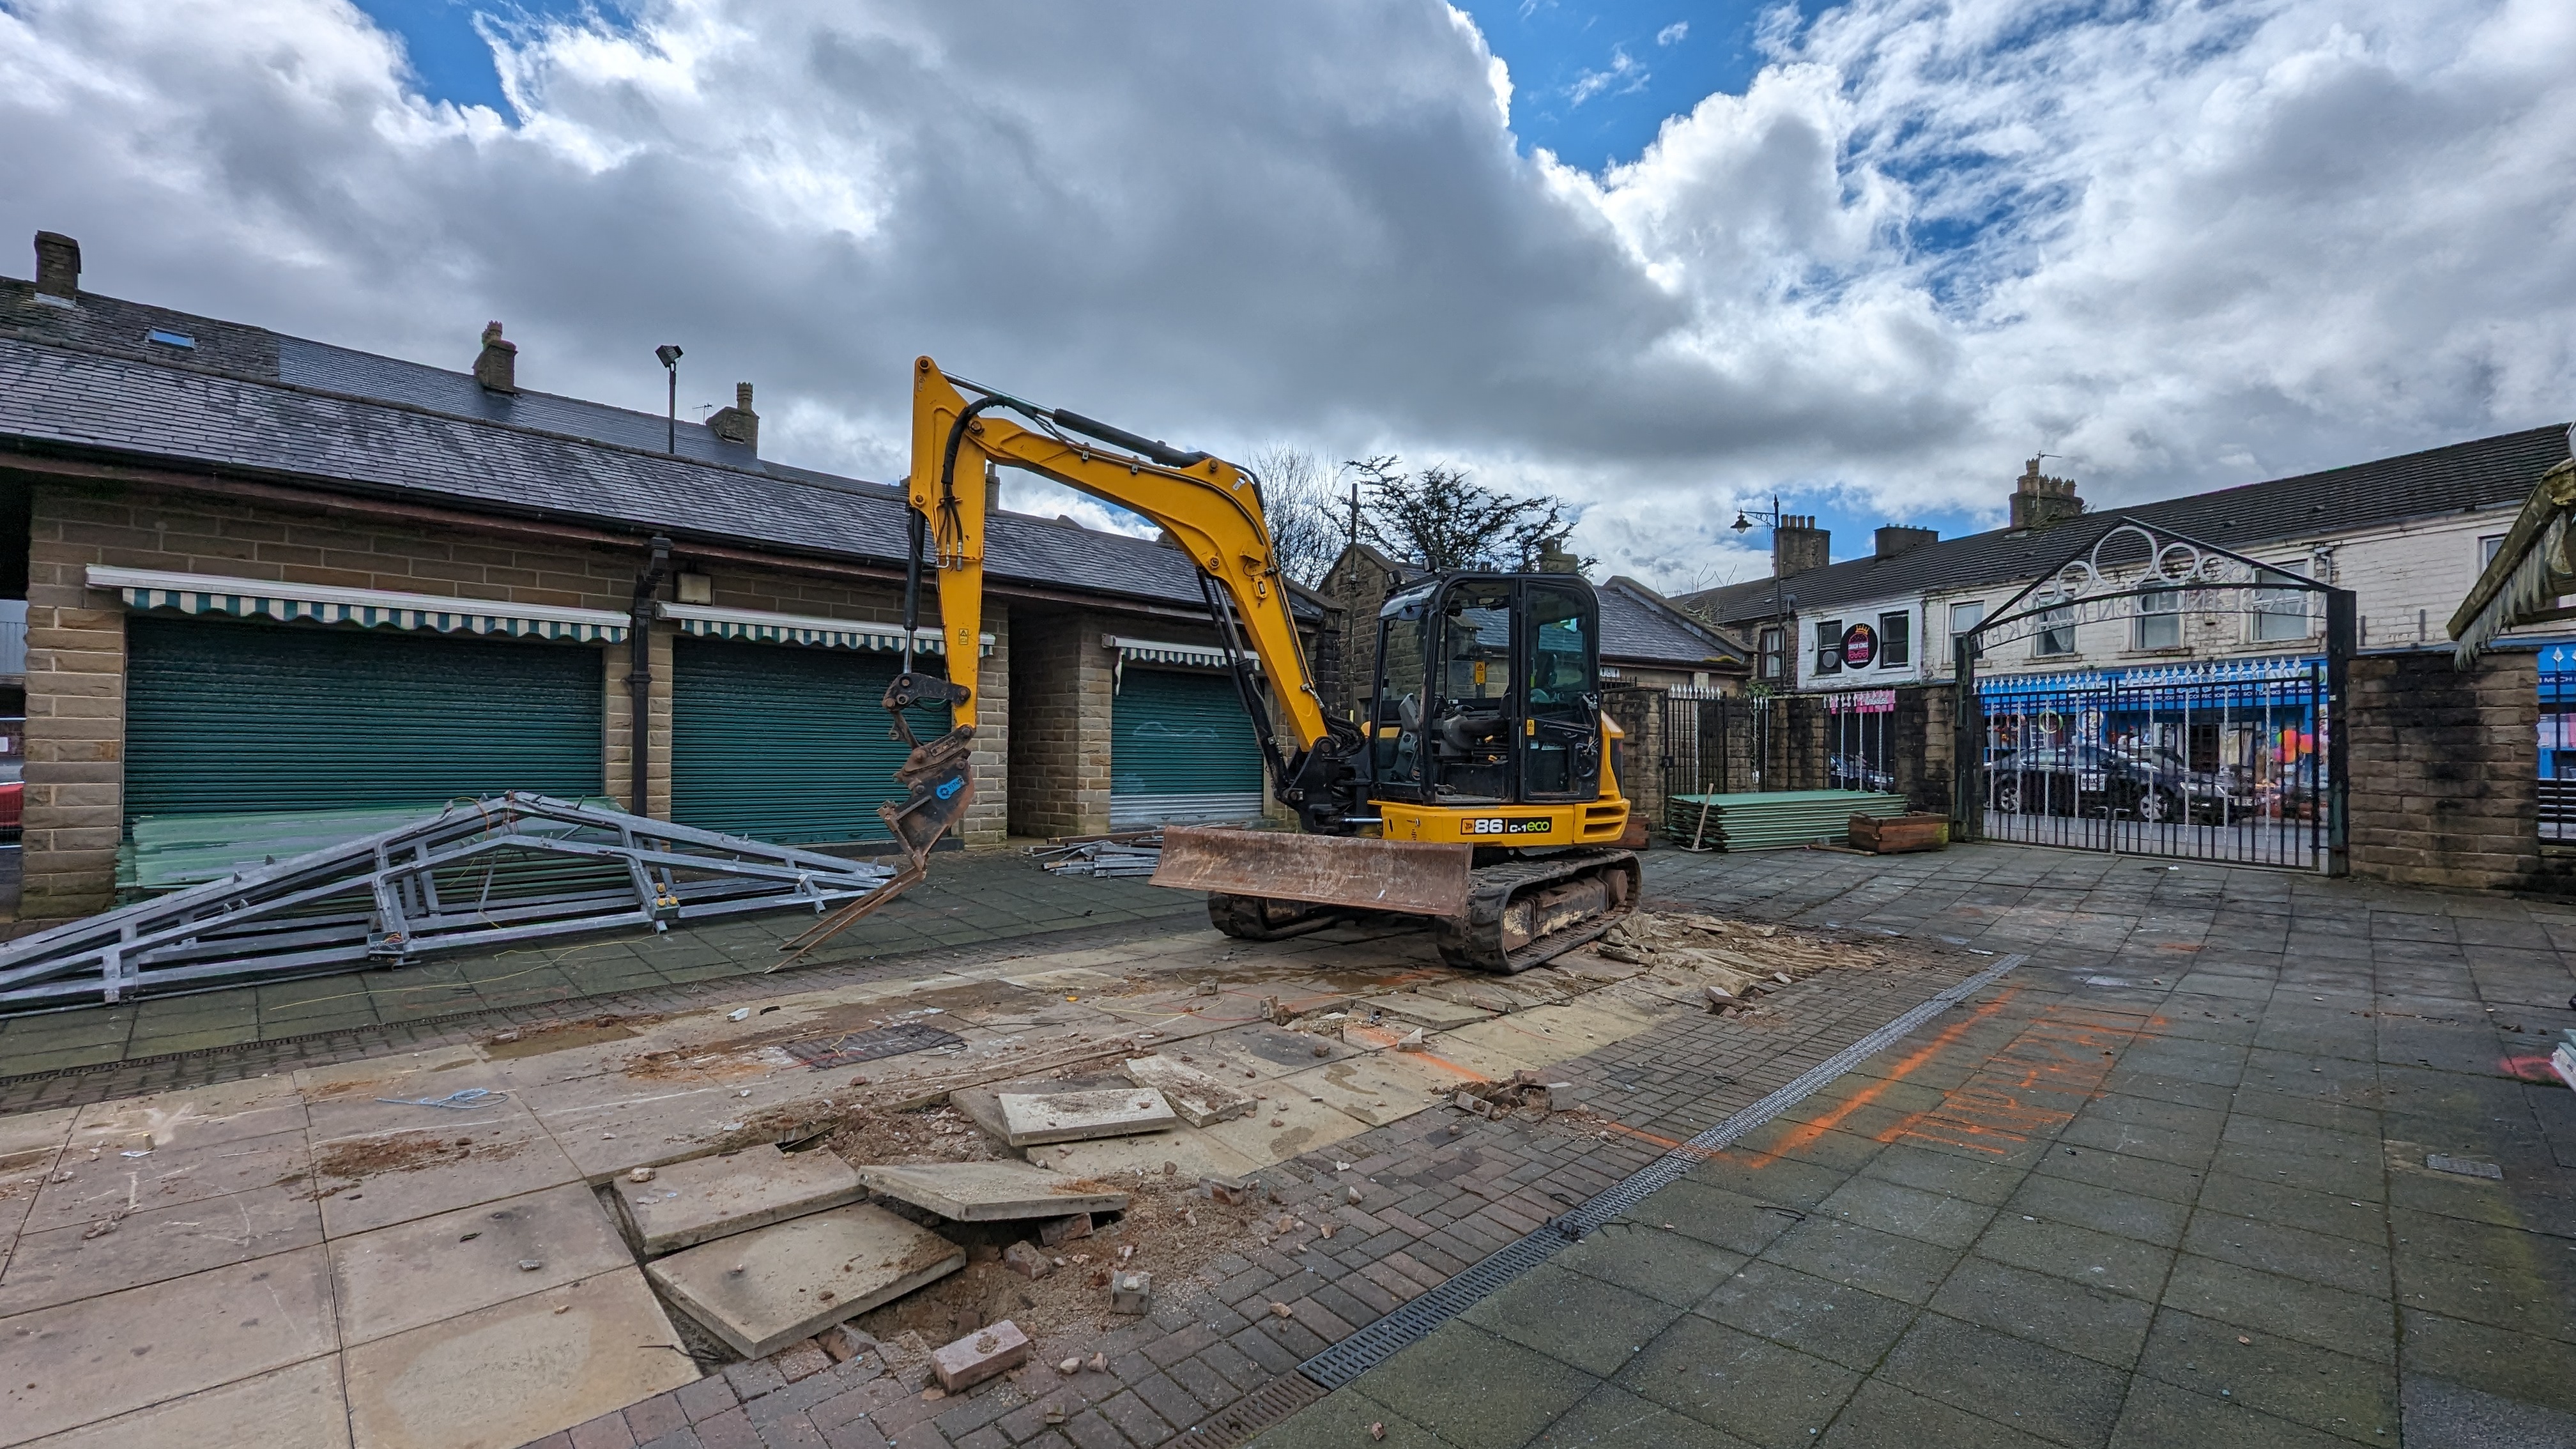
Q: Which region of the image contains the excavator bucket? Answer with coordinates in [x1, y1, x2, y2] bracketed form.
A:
[1151, 827, 1474, 918]
[775, 724, 976, 967]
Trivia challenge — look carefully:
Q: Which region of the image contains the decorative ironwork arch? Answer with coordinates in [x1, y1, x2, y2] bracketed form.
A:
[1948, 516, 2356, 875]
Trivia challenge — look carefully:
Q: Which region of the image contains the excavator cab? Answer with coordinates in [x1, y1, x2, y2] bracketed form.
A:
[1370, 574, 1604, 808]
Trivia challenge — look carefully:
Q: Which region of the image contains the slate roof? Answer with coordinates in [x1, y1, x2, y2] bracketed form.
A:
[1680, 424, 2574, 627]
[0, 279, 1312, 618]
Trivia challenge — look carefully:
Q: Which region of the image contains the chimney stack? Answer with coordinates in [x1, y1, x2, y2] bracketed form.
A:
[2010, 457, 2085, 531]
[1874, 525, 1936, 561]
[707, 381, 760, 451]
[473, 321, 518, 394]
[1535, 535, 1583, 574]
[1773, 515, 1829, 577]
[32, 232, 79, 302]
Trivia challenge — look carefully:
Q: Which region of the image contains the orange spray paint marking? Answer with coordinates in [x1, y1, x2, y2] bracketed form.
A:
[1756, 989, 2023, 1163]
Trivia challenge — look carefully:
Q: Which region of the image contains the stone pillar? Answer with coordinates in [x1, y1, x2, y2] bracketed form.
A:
[23, 485, 130, 917]
[1005, 609, 1114, 838]
[2346, 652, 2540, 891]
[604, 626, 672, 818]
[964, 612, 1009, 846]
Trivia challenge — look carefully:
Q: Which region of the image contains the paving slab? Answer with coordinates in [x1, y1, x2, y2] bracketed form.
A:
[956, 1084, 1179, 1147]
[1192, 1023, 1367, 1080]
[612, 1143, 865, 1254]
[24, 1126, 311, 1234]
[330, 1181, 634, 1346]
[312, 1120, 586, 1238]
[1277, 1050, 1463, 1128]
[341, 1266, 698, 1449]
[1358, 992, 1494, 1031]
[1193, 1084, 1372, 1163]
[66, 1078, 309, 1154]
[854, 1158, 1131, 1220]
[18, 1352, 350, 1449]
[0, 1246, 339, 1446]
[0, 1179, 321, 1316]
[1121, 1054, 1256, 1126]
[1022, 1126, 1266, 1181]
[645, 1201, 965, 1356]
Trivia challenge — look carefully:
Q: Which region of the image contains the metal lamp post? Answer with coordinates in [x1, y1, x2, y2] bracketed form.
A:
[655, 344, 683, 454]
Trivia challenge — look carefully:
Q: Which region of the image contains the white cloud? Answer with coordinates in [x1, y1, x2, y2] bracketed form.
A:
[0, 0, 2571, 592]
[1568, 45, 1647, 106]
[1656, 21, 1688, 47]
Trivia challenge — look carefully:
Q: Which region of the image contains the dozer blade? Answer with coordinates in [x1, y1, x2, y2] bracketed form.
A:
[1151, 827, 1473, 919]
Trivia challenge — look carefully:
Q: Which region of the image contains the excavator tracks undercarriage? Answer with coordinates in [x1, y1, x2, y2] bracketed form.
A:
[1207, 847, 1640, 975]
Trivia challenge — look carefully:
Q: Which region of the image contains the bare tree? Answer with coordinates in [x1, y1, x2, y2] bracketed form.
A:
[1245, 444, 1344, 588]
[1353, 456, 1578, 572]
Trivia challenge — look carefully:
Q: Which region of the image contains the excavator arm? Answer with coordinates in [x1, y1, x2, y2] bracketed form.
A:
[776, 357, 1367, 964]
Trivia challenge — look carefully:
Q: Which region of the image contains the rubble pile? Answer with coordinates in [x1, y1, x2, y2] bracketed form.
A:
[1592, 911, 1883, 1013]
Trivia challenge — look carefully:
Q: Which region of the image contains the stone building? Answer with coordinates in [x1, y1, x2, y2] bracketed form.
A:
[0, 234, 1319, 916]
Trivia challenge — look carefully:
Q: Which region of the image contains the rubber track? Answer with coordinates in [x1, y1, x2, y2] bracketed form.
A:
[1434, 848, 1641, 974]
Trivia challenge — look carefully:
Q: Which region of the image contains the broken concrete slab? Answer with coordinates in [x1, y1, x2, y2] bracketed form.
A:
[1284, 1051, 1463, 1128]
[954, 1083, 1179, 1147]
[1121, 1055, 1256, 1127]
[1021, 1128, 1264, 1183]
[932, 1318, 1029, 1391]
[613, 1144, 865, 1255]
[330, 1182, 634, 1346]
[1194, 1087, 1370, 1163]
[0, 1246, 339, 1445]
[645, 1202, 965, 1357]
[341, 1267, 700, 1449]
[854, 1159, 1130, 1222]
[20, 1353, 351, 1449]
[1356, 992, 1493, 1031]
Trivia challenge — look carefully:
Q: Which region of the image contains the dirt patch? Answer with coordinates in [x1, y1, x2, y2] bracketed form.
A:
[310, 1131, 528, 1189]
[848, 1174, 1280, 1362]
[623, 1045, 790, 1084]
[482, 1014, 651, 1059]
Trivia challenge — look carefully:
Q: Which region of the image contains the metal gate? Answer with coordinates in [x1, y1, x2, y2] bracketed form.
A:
[1825, 689, 1897, 793]
[2542, 644, 2576, 842]
[1953, 516, 2353, 873]
[1975, 666, 2328, 868]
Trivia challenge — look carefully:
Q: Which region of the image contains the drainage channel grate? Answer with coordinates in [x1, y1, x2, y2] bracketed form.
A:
[781, 1022, 964, 1068]
[1190, 1372, 1331, 1446]
[1298, 951, 2027, 1391]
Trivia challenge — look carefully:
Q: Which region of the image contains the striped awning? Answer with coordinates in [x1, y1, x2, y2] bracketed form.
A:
[89, 566, 628, 643]
[661, 602, 992, 656]
[1101, 634, 1257, 670]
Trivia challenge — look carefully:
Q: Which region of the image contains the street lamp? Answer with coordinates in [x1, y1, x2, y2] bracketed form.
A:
[1729, 493, 1791, 687]
[655, 344, 684, 454]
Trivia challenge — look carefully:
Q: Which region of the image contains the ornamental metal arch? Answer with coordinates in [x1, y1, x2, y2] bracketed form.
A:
[1948, 516, 2357, 874]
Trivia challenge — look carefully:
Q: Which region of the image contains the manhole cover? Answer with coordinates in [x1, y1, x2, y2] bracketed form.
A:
[783, 1023, 965, 1069]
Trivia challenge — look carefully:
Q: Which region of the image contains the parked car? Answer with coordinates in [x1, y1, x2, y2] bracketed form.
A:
[0, 761, 20, 836]
[1986, 743, 2244, 824]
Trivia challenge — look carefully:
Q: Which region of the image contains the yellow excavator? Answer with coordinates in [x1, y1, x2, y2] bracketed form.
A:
[783, 358, 1640, 974]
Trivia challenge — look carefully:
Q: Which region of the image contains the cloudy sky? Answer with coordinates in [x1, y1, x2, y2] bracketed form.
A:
[3, 1, 2571, 591]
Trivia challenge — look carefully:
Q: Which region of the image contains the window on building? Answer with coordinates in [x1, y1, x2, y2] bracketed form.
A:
[1813, 619, 1844, 675]
[2482, 533, 2508, 567]
[1948, 601, 1984, 666]
[2136, 585, 2182, 650]
[1878, 611, 1911, 668]
[1756, 626, 1784, 680]
[2034, 606, 2076, 657]
[2252, 562, 2312, 641]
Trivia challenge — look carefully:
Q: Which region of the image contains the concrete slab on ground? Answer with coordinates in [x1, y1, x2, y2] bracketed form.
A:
[328, 1182, 633, 1346]
[1359, 991, 1495, 1031]
[18, 1353, 351, 1449]
[1022, 1127, 1265, 1182]
[957, 1084, 1179, 1147]
[613, 1142, 864, 1254]
[854, 1159, 1130, 1221]
[1121, 1054, 1256, 1126]
[340, 1267, 698, 1449]
[645, 1201, 965, 1356]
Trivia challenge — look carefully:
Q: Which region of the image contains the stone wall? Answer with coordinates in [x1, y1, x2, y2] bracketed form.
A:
[2346, 651, 2540, 891]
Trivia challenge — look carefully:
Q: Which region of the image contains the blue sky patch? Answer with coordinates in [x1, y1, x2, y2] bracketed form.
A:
[1452, 0, 1775, 170]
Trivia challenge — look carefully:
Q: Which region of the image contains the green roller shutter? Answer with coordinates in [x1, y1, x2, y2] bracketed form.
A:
[1110, 668, 1265, 827]
[670, 637, 946, 845]
[124, 617, 604, 825]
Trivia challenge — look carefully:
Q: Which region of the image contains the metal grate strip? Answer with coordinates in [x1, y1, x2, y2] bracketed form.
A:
[1298, 951, 2026, 1391]
[1188, 1372, 1330, 1446]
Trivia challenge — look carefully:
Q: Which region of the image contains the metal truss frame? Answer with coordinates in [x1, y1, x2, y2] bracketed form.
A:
[0, 794, 896, 1012]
